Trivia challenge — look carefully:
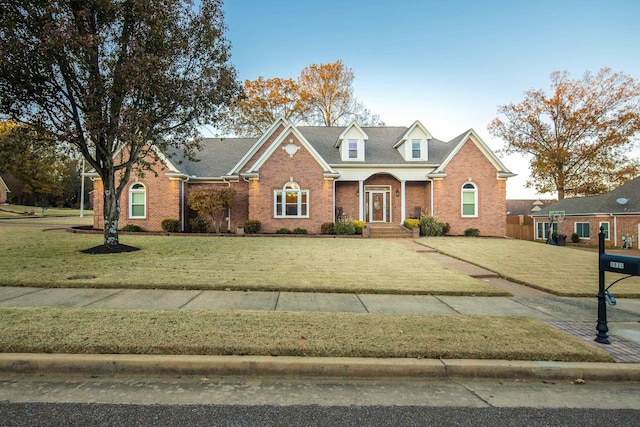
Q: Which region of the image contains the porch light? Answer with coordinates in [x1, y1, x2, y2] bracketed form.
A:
[395, 189, 400, 197]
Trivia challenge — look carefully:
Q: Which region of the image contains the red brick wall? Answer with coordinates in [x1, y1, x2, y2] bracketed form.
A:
[184, 181, 249, 232]
[433, 139, 507, 237]
[247, 131, 333, 233]
[405, 181, 430, 218]
[335, 181, 359, 220]
[547, 215, 640, 248]
[92, 162, 181, 232]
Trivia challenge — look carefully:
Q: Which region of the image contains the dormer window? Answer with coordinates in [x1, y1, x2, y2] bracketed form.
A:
[411, 140, 421, 159]
[336, 123, 368, 162]
[348, 139, 358, 159]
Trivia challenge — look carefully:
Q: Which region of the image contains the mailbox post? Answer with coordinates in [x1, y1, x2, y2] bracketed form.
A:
[595, 226, 640, 344]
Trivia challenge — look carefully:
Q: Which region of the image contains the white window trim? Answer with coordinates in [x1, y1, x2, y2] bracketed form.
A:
[599, 221, 610, 240]
[342, 138, 364, 161]
[461, 182, 478, 218]
[274, 182, 309, 218]
[404, 138, 428, 161]
[536, 221, 557, 240]
[575, 222, 591, 239]
[128, 182, 146, 219]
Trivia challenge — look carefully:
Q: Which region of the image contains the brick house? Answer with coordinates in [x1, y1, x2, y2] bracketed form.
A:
[90, 118, 515, 236]
[531, 176, 640, 248]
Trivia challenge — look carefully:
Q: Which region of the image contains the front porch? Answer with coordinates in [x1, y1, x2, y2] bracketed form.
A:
[334, 174, 431, 225]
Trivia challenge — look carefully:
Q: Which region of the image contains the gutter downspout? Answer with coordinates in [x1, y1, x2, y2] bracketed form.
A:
[429, 179, 434, 217]
[612, 214, 617, 248]
[181, 176, 191, 232]
[223, 178, 232, 232]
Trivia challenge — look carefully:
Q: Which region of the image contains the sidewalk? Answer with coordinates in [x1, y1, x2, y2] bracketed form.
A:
[1, 240, 639, 380]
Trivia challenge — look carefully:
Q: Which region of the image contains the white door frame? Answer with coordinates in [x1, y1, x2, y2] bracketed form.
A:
[368, 190, 388, 222]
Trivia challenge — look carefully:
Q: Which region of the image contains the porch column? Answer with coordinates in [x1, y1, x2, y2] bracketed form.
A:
[358, 180, 364, 221]
[400, 180, 406, 224]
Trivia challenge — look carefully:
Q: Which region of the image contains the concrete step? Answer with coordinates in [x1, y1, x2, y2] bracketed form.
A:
[368, 225, 412, 238]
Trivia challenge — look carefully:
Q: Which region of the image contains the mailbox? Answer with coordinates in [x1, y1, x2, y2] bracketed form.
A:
[599, 254, 640, 276]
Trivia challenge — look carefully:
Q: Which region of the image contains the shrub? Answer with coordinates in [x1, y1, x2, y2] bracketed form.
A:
[571, 233, 580, 243]
[244, 219, 261, 234]
[276, 228, 291, 234]
[464, 228, 480, 237]
[334, 220, 356, 235]
[403, 218, 420, 230]
[442, 223, 450, 235]
[321, 222, 335, 235]
[189, 217, 209, 233]
[351, 220, 366, 234]
[419, 215, 446, 236]
[121, 224, 142, 232]
[161, 219, 180, 233]
[293, 227, 308, 234]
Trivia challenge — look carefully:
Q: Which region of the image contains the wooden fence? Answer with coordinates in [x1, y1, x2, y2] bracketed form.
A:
[507, 215, 534, 241]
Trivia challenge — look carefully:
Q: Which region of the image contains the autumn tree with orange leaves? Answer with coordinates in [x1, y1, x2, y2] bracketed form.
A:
[222, 60, 383, 136]
[489, 68, 640, 199]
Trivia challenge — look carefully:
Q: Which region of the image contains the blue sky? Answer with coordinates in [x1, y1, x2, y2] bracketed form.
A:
[220, 0, 640, 198]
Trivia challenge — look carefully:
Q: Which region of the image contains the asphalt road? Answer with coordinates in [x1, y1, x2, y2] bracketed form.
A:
[1, 374, 639, 426]
[2, 403, 639, 426]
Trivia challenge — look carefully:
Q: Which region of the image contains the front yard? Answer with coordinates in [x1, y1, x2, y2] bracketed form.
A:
[0, 225, 503, 296]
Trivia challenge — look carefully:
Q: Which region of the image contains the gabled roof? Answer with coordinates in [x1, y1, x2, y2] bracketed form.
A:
[531, 176, 640, 217]
[335, 122, 369, 147]
[162, 120, 514, 179]
[428, 129, 515, 179]
[392, 120, 433, 148]
[246, 124, 338, 177]
[169, 138, 257, 178]
[0, 175, 10, 193]
[507, 199, 556, 216]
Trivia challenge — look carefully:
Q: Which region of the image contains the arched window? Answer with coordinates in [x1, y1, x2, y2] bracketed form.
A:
[461, 182, 477, 217]
[129, 182, 146, 218]
[274, 181, 309, 218]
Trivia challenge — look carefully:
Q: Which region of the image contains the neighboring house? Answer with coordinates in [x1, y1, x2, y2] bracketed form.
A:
[531, 176, 640, 248]
[505, 199, 556, 241]
[90, 118, 515, 236]
[0, 174, 9, 204]
[506, 199, 556, 217]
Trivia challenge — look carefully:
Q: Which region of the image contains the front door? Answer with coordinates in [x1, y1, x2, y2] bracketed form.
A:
[369, 191, 387, 222]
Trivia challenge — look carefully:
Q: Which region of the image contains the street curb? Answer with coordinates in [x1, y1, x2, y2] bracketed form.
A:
[1, 354, 639, 381]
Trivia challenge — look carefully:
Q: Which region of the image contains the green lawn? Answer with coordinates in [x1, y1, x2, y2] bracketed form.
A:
[0, 204, 93, 218]
[0, 225, 505, 296]
[417, 237, 640, 297]
[0, 307, 612, 362]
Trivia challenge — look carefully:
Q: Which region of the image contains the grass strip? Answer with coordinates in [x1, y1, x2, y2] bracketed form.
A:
[0, 307, 612, 362]
[0, 226, 506, 296]
[417, 237, 640, 297]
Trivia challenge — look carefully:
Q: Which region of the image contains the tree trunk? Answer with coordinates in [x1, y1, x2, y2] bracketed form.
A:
[103, 175, 120, 246]
[211, 214, 220, 233]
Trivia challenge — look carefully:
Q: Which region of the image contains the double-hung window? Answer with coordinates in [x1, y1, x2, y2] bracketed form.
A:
[129, 183, 146, 218]
[461, 182, 477, 217]
[599, 222, 610, 240]
[575, 222, 590, 239]
[411, 140, 421, 159]
[275, 181, 308, 218]
[348, 139, 358, 159]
